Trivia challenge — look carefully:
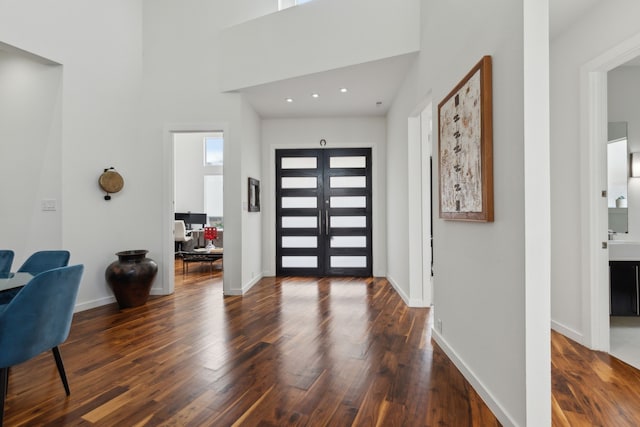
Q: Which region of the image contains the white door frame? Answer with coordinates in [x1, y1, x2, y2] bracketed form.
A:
[162, 123, 229, 296]
[421, 102, 434, 305]
[581, 35, 640, 351]
[407, 96, 433, 307]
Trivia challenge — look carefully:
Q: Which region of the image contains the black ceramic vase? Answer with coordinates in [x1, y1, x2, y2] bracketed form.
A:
[105, 250, 158, 309]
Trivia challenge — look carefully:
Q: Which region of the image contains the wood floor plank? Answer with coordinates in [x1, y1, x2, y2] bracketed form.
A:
[6, 258, 639, 425]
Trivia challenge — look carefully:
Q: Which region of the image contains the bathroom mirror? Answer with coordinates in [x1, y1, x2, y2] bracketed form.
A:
[608, 121, 628, 233]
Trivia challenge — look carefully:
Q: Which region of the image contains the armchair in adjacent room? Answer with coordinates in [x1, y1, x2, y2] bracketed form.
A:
[174, 220, 194, 253]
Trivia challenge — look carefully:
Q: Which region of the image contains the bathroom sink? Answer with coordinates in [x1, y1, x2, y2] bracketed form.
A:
[609, 241, 640, 261]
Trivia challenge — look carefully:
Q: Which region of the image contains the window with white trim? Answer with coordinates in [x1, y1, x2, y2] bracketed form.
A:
[278, 0, 312, 11]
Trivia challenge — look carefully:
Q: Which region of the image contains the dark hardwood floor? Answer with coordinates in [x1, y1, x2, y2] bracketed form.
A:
[551, 330, 640, 426]
[3, 259, 640, 425]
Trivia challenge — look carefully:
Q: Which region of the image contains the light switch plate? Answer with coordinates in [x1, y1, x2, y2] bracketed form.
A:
[41, 199, 57, 211]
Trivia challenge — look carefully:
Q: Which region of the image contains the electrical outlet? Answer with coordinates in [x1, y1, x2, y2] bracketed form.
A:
[437, 319, 443, 334]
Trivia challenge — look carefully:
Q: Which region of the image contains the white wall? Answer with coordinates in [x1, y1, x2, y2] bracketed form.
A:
[143, 0, 270, 296]
[0, 0, 272, 309]
[388, 0, 550, 424]
[386, 62, 419, 302]
[261, 117, 387, 277]
[240, 99, 263, 292]
[425, 0, 529, 422]
[608, 66, 640, 238]
[550, 0, 640, 344]
[0, 47, 62, 267]
[219, 0, 420, 91]
[0, 0, 145, 310]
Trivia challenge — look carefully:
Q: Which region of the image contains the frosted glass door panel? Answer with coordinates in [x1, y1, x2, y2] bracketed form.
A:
[282, 197, 317, 208]
[282, 256, 318, 268]
[282, 157, 317, 169]
[330, 196, 366, 208]
[282, 216, 318, 228]
[331, 216, 366, 228]
[330, 256, 367, 268]
[282, 236, 318, 248]
[282, 177, 317, 189]
[330, 156, 366, 168]
[330, 236, 366, 248]
[330, 176, 366, 188]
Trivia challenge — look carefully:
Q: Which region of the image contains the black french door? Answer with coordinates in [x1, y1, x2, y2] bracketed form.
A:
[276, 148, 372, 277]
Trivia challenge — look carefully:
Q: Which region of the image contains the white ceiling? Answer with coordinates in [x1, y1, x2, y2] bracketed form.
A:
[241, 53, 417, 119]
[241, 1, 606, 119]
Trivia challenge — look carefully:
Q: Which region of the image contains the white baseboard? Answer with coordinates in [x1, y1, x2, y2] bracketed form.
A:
[551, 319, 584, 345]
[409, 297, 430, 308]
[74, 274, 264, 311]
[242, 273, 263, 294]
[387, 275, 410, 306]
[74, 296, 116, 313]
[431, 330, 518, 427]
[225, 273, 264, 296]
[150, 286, 170, 296]
[386, 275, 430, 307]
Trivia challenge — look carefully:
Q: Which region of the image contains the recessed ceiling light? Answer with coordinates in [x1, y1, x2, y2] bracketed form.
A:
[340, 87, 348, 93]
[285, 98, 294, 103]
[311, 93, 319, 98]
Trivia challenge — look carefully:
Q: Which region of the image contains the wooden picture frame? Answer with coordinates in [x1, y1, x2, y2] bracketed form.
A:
[248, 177, 260, 212]
[438, 55, 493, 222]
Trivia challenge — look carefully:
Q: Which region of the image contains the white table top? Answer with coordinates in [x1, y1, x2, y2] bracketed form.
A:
[0, 272, 33, 292]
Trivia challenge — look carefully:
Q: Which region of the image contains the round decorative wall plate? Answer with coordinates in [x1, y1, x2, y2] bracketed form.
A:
[99, 168, 124, 200]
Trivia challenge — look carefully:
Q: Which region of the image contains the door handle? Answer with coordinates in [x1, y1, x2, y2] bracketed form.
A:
[325, 210, 329, 236]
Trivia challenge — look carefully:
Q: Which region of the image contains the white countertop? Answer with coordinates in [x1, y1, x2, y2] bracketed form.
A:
[609, 241, 640, 261]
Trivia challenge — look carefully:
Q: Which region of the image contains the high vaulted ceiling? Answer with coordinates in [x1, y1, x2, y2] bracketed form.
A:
[242, 0, 606, 119]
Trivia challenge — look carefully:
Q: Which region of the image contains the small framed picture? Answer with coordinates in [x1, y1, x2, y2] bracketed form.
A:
[248, 177, 260, 212]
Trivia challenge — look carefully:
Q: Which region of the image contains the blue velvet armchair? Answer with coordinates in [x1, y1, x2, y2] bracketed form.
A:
[0, 251, 15, 306]
[0, 251, 13, 274]
[0, 264, 84, 426]
[17, 250, 70, 275]
[0, 250, 71, 306]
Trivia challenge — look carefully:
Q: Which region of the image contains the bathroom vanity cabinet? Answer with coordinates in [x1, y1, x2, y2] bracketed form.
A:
[609, 261, 640, 316]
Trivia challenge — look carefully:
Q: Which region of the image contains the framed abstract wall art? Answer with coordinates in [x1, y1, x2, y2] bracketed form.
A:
[438, 55, 494, 222]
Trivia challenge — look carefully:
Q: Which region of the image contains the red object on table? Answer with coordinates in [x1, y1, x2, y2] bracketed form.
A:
[204, 227, 217, 241]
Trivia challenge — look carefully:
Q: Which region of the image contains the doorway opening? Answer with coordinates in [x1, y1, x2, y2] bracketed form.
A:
[606, 62, 640, 369]
[163, 127, 226, 295]
[581, 33, 640, 354]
